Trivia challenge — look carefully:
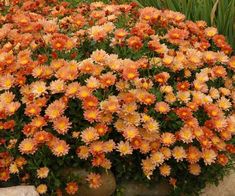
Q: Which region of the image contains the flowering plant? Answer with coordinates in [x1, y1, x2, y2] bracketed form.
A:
[0, 0, 235, 195]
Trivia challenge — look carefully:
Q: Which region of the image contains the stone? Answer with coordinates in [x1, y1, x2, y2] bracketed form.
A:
[201, 171, 235, 196]
[0, 185, 39, 196]
[121, 181, 171, 196]
[61, 168, 116, 196]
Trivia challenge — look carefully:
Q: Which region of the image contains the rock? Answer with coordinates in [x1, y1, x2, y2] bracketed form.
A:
[61, 168, 116, 196]
[121, 181, 171, 196]
[0, 185, 39, 196]
[201, 171, 235, 196]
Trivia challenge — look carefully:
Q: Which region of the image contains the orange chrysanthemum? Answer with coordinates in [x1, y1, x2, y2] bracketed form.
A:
[19, 138, 37, 155]
[86, 173, 102, 189]
[51, 140, 70, 157]
[65, 182, 79, 195]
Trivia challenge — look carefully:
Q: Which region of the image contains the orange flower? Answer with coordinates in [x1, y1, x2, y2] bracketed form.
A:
[204, 27, 218, 37]
[37, 167, 49, 179]
[76, 146, 90, 160]
[150, 151, 164, 166]
[179, 125, 195, 143]
[123, 126, 139, 140]
[177, 81, 190, 91]
[89, 25, 107, 41]
[0, 168, 10, 182]
[100, 96, 120, 113]
[81, 127, 99, 144]
[160, 147, 171, 160]
[204, 104, 222, 118]
[176, 107, 193, 120]
[65, 182, 78, 195]
[86, 173, 102, 189]
[19, 138, 37, 155]
[72, 14, 86, 28]
[15, 157, 27, 168]
[51, 33, 68, 51]
[86, 76, 100, 89]
[212, 34, 226, 48]
[140, 93, 156, 105]
[34, 131, 51, 144]
[141, 158, 155, 178]
[155, 72, 170, 84]
[65, 82, 80, 98]
[51, 140, 70, 157]
[117, 141, 133, 156]
[188, 163, 201, 175]
[30, 116, 47, 128]
[114, 28, 127, 40]
[45, 99, 66, 119]
[161, 132, 176, 146]
[155, 102, 170, 114]
[36, 184, 47, 194]
[202, 149, 217, 165]
[187, 146, 201, 164]
[122, 67, 139, 80]
[228, 56, 235, 70]
[169, 178, 177, 188]
[0, 74, 15, 90]
[24, 103, 41, 117]
[91, 49, 108, 64]
[95, 123, 109, 136]
[167, 28, 189, 44]
[53, 116, 71, 134]
[211, 66, 227, 78]
[84, 109, 100, 123]
[77, 86, 92, 100]
[79, 59, 96, 74]
[172, 146, 186, 162]
[127, 36, 143, 50]
[49, 79, 66, 94]
[159, 164, 171, 177]
[217, 154, 228, 166]
[99, 72, 116, 88]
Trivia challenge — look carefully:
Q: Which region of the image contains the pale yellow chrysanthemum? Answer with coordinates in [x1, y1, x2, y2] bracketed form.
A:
[160, 85, 173, 94]
[36, 184, 47, 194]
[179, 126, 195, 143]
[143, 120, 159, 133]
[202, 149, 217, 165]
[217, 96, 232, 110]
[114, 119, 126, 132]
[189, 163, 201, 175]
[49, 79, 66, 94]
[141, 158, 156, 179]
[209, 87, 220, 99]
[177, 91, 191, 103]
[150, 151, 164, 166]
[172, 146, 186, 162]
[9, 162, 19, 174]
[37, 167, 49, 179]
[81, 127, 99, 144]
[117, 141, 133, 156]
[31, 81, 47, 97]
[159, 164, 171, 177]
[164, 93, 176, 104]
[161, 132, 176, 146]
[123, 125, 139, 140]
[86, 76, 100, 89]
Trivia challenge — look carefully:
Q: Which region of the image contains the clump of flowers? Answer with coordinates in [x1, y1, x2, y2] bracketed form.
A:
[0, 0, 234, 195]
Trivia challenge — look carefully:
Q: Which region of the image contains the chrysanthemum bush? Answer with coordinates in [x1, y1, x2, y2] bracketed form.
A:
[0, 0, 235, 195]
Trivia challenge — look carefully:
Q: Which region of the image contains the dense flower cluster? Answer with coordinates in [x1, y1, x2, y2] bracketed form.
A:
[0, 0, 234, 195]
